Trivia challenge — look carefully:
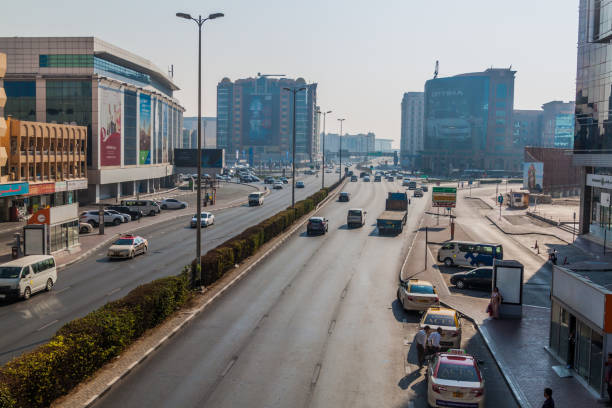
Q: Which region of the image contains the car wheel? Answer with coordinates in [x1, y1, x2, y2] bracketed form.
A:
[23, 287, 31, 300]
[130, 251, 135, 259]
[444, 258, 453, 267]
[45, 278, 53, 291]
[161, 205, 167, 210]
[113, 218, 121, 226]
[181, 204, 186, 209]
[143, 245, 148, 254]
[456, 280, 466, 289]
[150, 210, 156, 216]
[80, 226, 89, 233]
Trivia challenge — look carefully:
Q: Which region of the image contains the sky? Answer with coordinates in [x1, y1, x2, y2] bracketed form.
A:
[1, 0, 578, 148]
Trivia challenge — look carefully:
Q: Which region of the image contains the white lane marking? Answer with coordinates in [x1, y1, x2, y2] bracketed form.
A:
[106, 287, 121, 297]
[311, 363, 322, 386]
[36, 319, 59, 332]
[54, 286, 71, 294]
[221, 357, 237, 377]
[524, 304, 550, 309]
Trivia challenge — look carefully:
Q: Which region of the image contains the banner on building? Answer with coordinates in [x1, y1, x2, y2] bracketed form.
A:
[27, 183, 55, 196]
[139, 94, 151, 164]
[162, 103, 168, 163]
[99, 87, 122, 166]
[523, 162, 543, 192]
[67, 179, 88, 191]
[0, 182, 28, 197]
[432, 187, 457, 208]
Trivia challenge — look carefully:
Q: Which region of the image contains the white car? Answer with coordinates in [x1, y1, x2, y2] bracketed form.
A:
[160, 198, 188, 210]
[105, 209, 131, 223]
[80, 210, 123, 227]
[273, 181, 283, 189]
[107, 235, 148, 259]
[190, 212, 215, 228]
[427, 350, 485, 408]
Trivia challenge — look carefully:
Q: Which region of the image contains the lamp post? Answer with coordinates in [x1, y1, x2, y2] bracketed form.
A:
[338, 118, 345, 182]
[283, 86, 306, 209]
[316, 109, 332, 189]
[176, 11, 224, 288]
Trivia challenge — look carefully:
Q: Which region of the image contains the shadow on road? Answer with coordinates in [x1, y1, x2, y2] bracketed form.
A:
[391, 299, 421, 324]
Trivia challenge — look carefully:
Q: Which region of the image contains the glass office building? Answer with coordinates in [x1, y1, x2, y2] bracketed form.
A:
[0, 37, 185, 203]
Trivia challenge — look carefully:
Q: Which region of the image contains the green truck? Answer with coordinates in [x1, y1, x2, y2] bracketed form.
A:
[376, 192, 408, 235]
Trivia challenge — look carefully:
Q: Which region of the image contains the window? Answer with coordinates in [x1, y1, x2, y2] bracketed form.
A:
[3, 81, 36, 121]
[496, 83, 507, 98]
[39, 54, 94, 68]
[441, 243, 455, 250]
[495, 110, 506, 117]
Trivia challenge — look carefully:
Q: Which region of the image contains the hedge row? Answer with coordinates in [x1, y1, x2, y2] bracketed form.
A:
[197, 180, 343, 286]
[0, 272, 190, 408]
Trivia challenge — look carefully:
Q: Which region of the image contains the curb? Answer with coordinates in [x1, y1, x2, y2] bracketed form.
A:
[484, 215, 571, 244]
[79, 181, 346, 408]
[439, 299, 531, 408]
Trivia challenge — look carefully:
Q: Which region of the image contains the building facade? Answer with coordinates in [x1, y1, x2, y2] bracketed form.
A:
[216, 76, 317, 165]
[375, 138, 393, 152]
[542, 101, 575, 148]
[322, 132, 375, 156]
[513, 110, 543, 148]
[183, 117, 216, 149]
[0, 37, 184, 203]
[400, 92, 424, 169]
[421, 68, 517, 176]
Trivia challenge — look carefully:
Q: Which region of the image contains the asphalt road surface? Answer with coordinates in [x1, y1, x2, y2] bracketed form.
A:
[92, 179, 513, 408]
[0, 173, 334, 364]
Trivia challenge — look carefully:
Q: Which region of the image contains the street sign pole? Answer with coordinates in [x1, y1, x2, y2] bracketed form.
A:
[425, 226, 428, 271]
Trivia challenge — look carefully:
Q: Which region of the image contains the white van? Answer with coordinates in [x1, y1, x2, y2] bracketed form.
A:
[248, 192, 265, 206]
[120, 200, 161, 216]
[437, 241, 503, 267]
[347, 208, 367, 228]
[0, 255, 57, 300]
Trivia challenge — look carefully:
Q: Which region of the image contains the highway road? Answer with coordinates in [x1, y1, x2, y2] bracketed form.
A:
[92, 178, 514, 408]
[0, 173, 334, 364]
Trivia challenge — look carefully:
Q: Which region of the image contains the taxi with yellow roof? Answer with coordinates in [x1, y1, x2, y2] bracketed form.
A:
[397, 279, 440, 311]
[419, 306, 462, 349]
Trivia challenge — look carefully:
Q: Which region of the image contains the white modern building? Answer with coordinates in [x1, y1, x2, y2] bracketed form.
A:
[400, 92, 424, 169]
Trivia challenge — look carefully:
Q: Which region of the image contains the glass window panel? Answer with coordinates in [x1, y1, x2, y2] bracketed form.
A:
[589, 330, 603, 392]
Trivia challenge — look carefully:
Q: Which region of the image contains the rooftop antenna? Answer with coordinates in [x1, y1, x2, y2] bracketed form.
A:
[257, 72, 286, 78]
[434, 60, 439, 79]
[168, 64, 174, 78]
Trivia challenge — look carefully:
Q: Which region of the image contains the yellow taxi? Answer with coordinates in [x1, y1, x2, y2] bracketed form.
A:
[419, 306, 462, 349]
[397, 279, 440, 311]
[427, 349, 485, 408]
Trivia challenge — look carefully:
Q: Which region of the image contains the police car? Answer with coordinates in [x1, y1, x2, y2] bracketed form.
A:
[427, 349, 485, 408]
[107, 235, 148, 259]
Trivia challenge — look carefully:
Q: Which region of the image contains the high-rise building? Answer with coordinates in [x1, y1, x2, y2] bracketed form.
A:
[513, 110, 543, 148]
[375, 138, 393, 152]
[400, 92, 424, 169]
[421, 68, 517, 176]
[216, 76, 317, 164]
[0, 37, 184, 203]
[541, 101, 575, 148]
[183, 117, 216, 148]
[322, 133, 375, 156]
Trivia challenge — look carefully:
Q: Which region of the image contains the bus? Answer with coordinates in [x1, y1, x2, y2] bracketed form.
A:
[437, 241, 503, 267]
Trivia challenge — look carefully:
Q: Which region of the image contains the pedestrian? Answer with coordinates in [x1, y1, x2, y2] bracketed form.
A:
[428, 327, 442, 355]
[605, 353, 612, 404]
[490, 287, 503, 319]
[414, 326, 430, 368]
[542, 387, 554, 408]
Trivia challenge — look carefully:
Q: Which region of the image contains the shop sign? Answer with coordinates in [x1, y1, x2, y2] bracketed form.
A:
[28, 208, 50, 225]
[587, 173, 612, 189]
[0, 182, 28, 197]
[67, 179, 88, 191]
[27, 183, 55, 196]
[55, 181, 67, 192]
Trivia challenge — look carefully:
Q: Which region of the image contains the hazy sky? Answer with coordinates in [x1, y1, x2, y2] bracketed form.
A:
[1, 0, 578, 147]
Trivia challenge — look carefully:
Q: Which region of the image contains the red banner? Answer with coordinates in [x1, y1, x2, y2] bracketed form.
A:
[27, 183, 55, 196]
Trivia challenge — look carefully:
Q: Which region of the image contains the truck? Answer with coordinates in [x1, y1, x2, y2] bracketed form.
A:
[377, 192, 408, 235]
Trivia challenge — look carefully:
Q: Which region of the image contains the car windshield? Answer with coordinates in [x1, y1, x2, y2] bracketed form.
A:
[309, 219, 322, 223]
[410, 285, 434, 294]
[424, 314, 455, 327]
[436, 362, 479, 382]
[348, 210, 362, 216]
[0, 266, 22, 279]
[113, 239, 134, 245]
[195, 213, 209, 218]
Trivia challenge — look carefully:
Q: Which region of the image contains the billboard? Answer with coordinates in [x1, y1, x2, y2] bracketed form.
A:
[162, 103, 169, 163]
[139, 94, 151, 164]
[99, 87, 122, 166]
[425, 76, 489, 151]
[174, 149, 224, 168]
[523, 162, 543, 192]
[432, 187, 457, 208]
[243, 93, 274, 145]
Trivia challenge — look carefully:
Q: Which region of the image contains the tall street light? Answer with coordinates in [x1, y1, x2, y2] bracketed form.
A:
[283, 86, 306, 209]
[176, 11, 224, 288]
[316, 108, 332, 189]
[337, 118, 345, 182]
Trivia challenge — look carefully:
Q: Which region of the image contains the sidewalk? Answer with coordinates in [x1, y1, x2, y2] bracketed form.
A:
[404, 207, 600, 408]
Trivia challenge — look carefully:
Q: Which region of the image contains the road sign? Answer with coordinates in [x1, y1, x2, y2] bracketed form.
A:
[432, 187, 457, 208]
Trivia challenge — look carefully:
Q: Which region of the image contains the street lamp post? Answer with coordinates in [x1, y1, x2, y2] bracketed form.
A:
[283, 86, 306, 209]
[338, 118, 345, 182]
[316, 109, 332, 189]
[176, 11, 224, 288]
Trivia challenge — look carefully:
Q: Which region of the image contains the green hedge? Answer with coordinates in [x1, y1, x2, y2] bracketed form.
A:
[0, 272, 190, 408]
[196, 180, 343, 286]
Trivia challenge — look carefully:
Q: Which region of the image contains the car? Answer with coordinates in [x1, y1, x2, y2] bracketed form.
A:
[121, 199, 161, 216]
[413, 188, 424, 197]
[387, 176, 395, 182]
[419, 307, 462, 349]
[190, 212, 215, 228]
[350, 175, 358, 182]
[422, 185, 429, 192]
[396, 174, 403, 180]
[307, 217, 328, 235]
[107, 205, 143, 220]
[296, 181, 305, 188]
[347, 208, 366, 228]
[80, 210, 123, 227]
[427, 350, 485, 408]
[105, 209, 131, 223]
[273, 181, 284, 189]
[339, 192, 350, 202]
[397, 279, 440, 311]
[363, 176, 370, 182]
[359, 172, 367, 178]
[79, 222, 93, 234]
[107, 235, 148, 259]
[248, 192, 265, 206]
[402, 179, 411, 187]
[160, 198, 188, 210]
[280, 177, 289, 184]
[450, 267, 493, 290]
[325, 169, 333, 174]
[0, 255, 57, 300]
[374, 175, 382, 182]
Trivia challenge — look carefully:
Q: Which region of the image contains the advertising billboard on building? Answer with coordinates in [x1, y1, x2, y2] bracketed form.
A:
[243, 93, 274, 146]
[432, 187, 457, 208]
[523, 162, 543, 192]
[162, 103, 169, 163]
[139, 93, 151, 164]
[99, 86, 122, 166]
[174, 149, 224, 168]
[425, 76, 489, 151]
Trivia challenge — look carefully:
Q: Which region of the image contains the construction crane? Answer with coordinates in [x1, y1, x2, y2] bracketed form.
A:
[433, 61, 439, 79]
[257, 73, 286, 78]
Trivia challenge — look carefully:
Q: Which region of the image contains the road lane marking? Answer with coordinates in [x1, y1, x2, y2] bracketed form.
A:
[54, 286, 71, 294]
[311, 363, 321, 387]
[106, 287, 121, 297]
[221, 357, 237, 377]
[36, 319, 58, 332]
[328, 319, 336, 335]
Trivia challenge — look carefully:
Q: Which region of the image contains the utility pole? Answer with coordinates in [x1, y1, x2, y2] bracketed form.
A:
[316, 109, 332, 189]
[338, 118, 345, 182]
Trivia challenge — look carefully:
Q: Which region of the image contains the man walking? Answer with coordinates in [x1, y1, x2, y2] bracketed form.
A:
[415, 326, 430, 368]
[428, 327, 442, 355]
[542, 388, 554, 408]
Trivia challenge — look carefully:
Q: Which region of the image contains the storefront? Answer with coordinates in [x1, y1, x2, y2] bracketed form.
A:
[584, 173, 612, 245]
[0, 182, 29, 221]
[549, 265, 612, 397]
[26, 203, 79, 253]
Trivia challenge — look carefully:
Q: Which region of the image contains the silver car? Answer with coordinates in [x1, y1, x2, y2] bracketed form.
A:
[160, 198, 188, 210]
